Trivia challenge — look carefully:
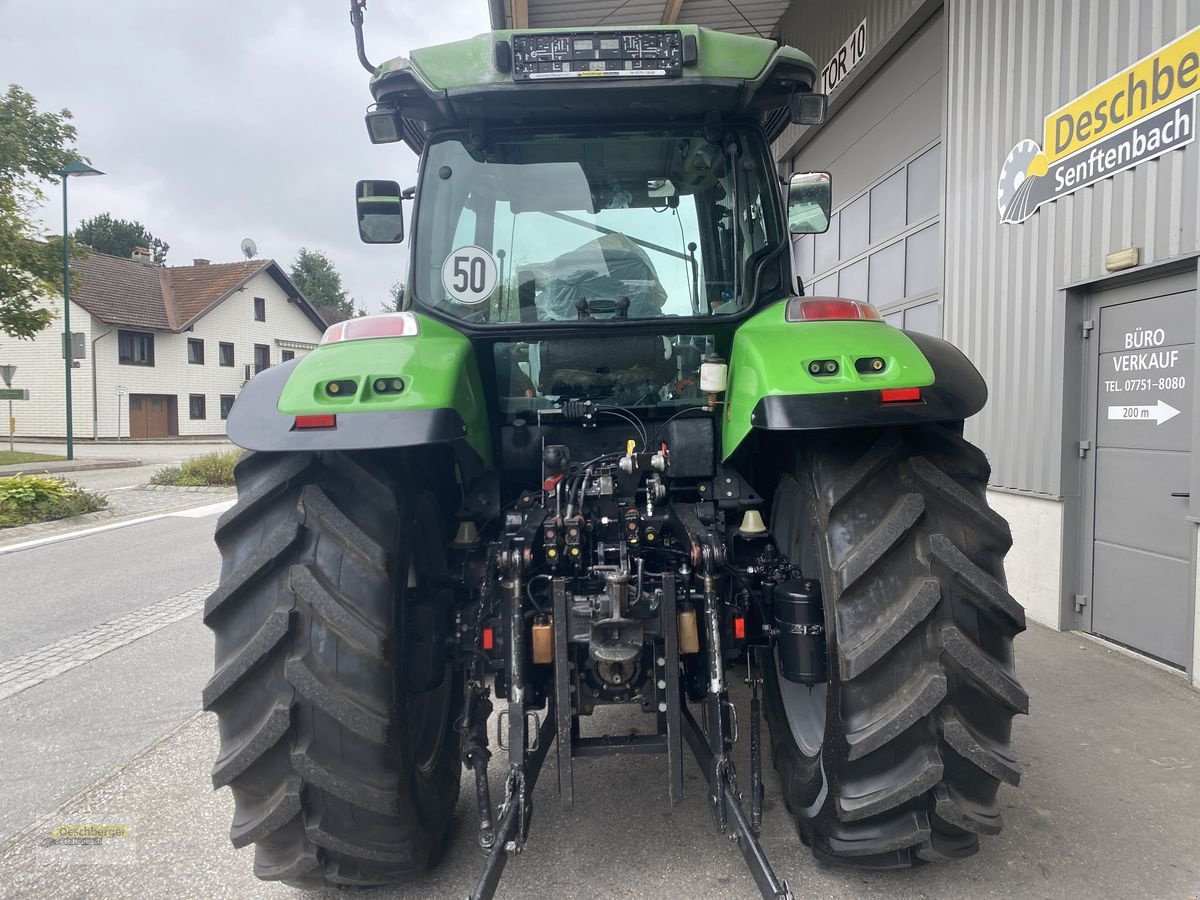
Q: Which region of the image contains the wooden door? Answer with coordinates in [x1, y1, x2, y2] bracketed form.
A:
[128, 394, 173, 438]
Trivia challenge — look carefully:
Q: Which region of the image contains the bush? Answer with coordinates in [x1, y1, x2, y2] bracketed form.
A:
[151, 448, 243, 487]
[0, 474, 108, 527]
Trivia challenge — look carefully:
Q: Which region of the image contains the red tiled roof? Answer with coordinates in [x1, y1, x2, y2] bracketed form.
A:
[68, 251, 326, 333]
[162, 260, 271, 329]
[70, 250, 170, 330]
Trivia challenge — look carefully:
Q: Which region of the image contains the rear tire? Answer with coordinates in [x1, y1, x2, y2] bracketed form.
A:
[203, 450, 462, 887]
[762, 424, 1027, 867]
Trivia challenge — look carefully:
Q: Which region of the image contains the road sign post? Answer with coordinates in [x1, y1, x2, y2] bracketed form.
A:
[0, 365, 12, 453]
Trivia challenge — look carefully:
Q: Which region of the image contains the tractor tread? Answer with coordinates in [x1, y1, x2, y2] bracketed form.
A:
[288, 564, 386, 655]
[230, 776, 302, 848]
[204, 521, 301, 620]
[940, 711, 1023, 786]
[202, 608, 290, 709]
[205, 450, 461, 888]
[285, 653, 390, 744]
[844, 664, 946, 761]
[211, 701, 292, 789]
[764, 424, 1025, 867]
[216, 453, 315, 542]
[823, 809, 931, 857]
[933, 783, 1003, 835]
[299, 484, 387, 570]
[940, 624, 1030, 714]
[908, 456, 1012, 548]
[837, 492, 924, 590]
[290, 739, 402, 815]
[836, 743, 943, 821]
[929, 534, 1025, 631]
[839, 578, 941, 680]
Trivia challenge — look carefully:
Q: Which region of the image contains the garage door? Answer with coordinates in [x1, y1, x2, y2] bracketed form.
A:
[1089, 284, 1194, 668]
[791, 10, 945, 335]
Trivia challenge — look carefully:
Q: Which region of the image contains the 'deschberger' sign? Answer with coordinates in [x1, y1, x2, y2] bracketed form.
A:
[998, 24, 1200, 224]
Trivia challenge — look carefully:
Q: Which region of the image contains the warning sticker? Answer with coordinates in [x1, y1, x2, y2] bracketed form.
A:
[441, 246, 498, 305]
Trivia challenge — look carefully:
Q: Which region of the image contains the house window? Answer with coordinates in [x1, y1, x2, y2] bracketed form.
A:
[254, 344, 270, 373]
[118, 330, 154, 366]
[189, 394, 206, 420]
[254, 297, 266, 321]
[220, 394, 235, 419]
[187, 338, 204, 364]
[219, 342, 234, 366]
[281, 349, 295, 362]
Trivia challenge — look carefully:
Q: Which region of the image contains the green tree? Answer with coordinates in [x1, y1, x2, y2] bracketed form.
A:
[289, 248, 354, 319]
[74, 213, 169, 264]
[386, 279, 404, 311]
[0, 84, 79, 338]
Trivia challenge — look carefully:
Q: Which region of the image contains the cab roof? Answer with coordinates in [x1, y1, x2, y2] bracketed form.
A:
[369, 25, 817, 154]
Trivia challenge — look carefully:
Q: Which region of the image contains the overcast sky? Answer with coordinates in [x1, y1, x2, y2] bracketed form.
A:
[2, 0, 487, 312]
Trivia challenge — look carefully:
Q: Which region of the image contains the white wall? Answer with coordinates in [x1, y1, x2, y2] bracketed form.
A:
[0, 295, 94, 439]
[0, 270, 324, 439]
[1193, 525, 1200, 688]
[987, 490, 1065, 630]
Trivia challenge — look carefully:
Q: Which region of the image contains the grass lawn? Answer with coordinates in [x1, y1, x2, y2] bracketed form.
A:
[0, 450, 65, 466]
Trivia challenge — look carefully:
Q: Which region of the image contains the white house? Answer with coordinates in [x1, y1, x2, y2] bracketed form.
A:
[0, 250, 330, 439]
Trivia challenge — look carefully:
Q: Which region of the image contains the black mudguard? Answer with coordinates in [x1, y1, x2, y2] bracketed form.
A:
[751, 331, 988, 430]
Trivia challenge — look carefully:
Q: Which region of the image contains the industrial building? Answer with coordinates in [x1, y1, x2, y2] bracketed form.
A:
[488, 0, 1200, 683]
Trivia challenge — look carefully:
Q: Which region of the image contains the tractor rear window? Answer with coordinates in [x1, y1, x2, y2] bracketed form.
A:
[492, 334, 712, 413]
[412, 129, 782, 324]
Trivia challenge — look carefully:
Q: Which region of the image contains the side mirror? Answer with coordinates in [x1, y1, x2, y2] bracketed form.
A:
[787, 171, 832, 235]
[789, 92, 828, 126]
[356, 179, 404, 244]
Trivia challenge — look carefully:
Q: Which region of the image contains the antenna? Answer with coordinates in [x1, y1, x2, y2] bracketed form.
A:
[240, 238, 258, 260]
[349, 0, 378, 75]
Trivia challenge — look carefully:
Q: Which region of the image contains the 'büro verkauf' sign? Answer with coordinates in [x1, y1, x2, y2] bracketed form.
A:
[998, 24, 1200, 224]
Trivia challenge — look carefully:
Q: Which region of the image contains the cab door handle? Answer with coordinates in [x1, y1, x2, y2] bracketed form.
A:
[1171, 492, 1191, 498]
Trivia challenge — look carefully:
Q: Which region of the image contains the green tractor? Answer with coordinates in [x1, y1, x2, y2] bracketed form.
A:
[204, 4, 1027, 896]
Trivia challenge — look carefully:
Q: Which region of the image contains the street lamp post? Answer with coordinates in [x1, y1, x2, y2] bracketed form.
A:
[59, 159, 104, 461]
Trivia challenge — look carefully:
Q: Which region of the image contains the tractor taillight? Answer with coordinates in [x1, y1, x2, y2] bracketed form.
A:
[786, 298, 883, 322]
[320, 312, 420, 344]
[881, 388, 922, 403]
[294, 414, 337, 429]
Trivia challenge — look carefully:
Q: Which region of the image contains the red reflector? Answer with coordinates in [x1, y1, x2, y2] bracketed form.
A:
[785, 297, 883, 322]
[482, 627, 495, 651]
[881, 388, 922, 403]
[733, 616, 746, 640]
[294, 414, 336, 429]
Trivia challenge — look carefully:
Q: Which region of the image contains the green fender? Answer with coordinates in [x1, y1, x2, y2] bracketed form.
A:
[721, 300, 986, 460]
[227, 313, 492, 464]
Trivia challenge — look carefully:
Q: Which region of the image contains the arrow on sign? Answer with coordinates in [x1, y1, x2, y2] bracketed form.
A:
[1106, 400, 1181, 425]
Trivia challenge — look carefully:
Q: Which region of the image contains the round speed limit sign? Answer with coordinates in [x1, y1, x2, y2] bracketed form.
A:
[441, 246, 498, 305]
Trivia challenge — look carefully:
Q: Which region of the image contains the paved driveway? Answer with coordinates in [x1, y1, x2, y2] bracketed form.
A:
[0, 610, 1196, 899]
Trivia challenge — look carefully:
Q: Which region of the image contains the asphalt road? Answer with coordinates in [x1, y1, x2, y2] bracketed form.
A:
[0, 501, 222, 845]
[0, 477, 1197, 898]
[0, 515, 220, 659]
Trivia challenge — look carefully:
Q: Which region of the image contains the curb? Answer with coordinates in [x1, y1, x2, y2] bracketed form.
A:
[140, 484, 234, 494]
[0, 458, 143, 476]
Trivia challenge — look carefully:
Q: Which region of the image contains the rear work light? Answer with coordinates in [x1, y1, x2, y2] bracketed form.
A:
[785, 298, 883, 322]
[320, 312, 420, 344]
[294, 414, 337, 429]
[880, 388, 922, 403]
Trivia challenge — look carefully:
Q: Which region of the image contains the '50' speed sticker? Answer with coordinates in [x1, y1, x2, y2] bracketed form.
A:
[441, 246, 498, 304]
